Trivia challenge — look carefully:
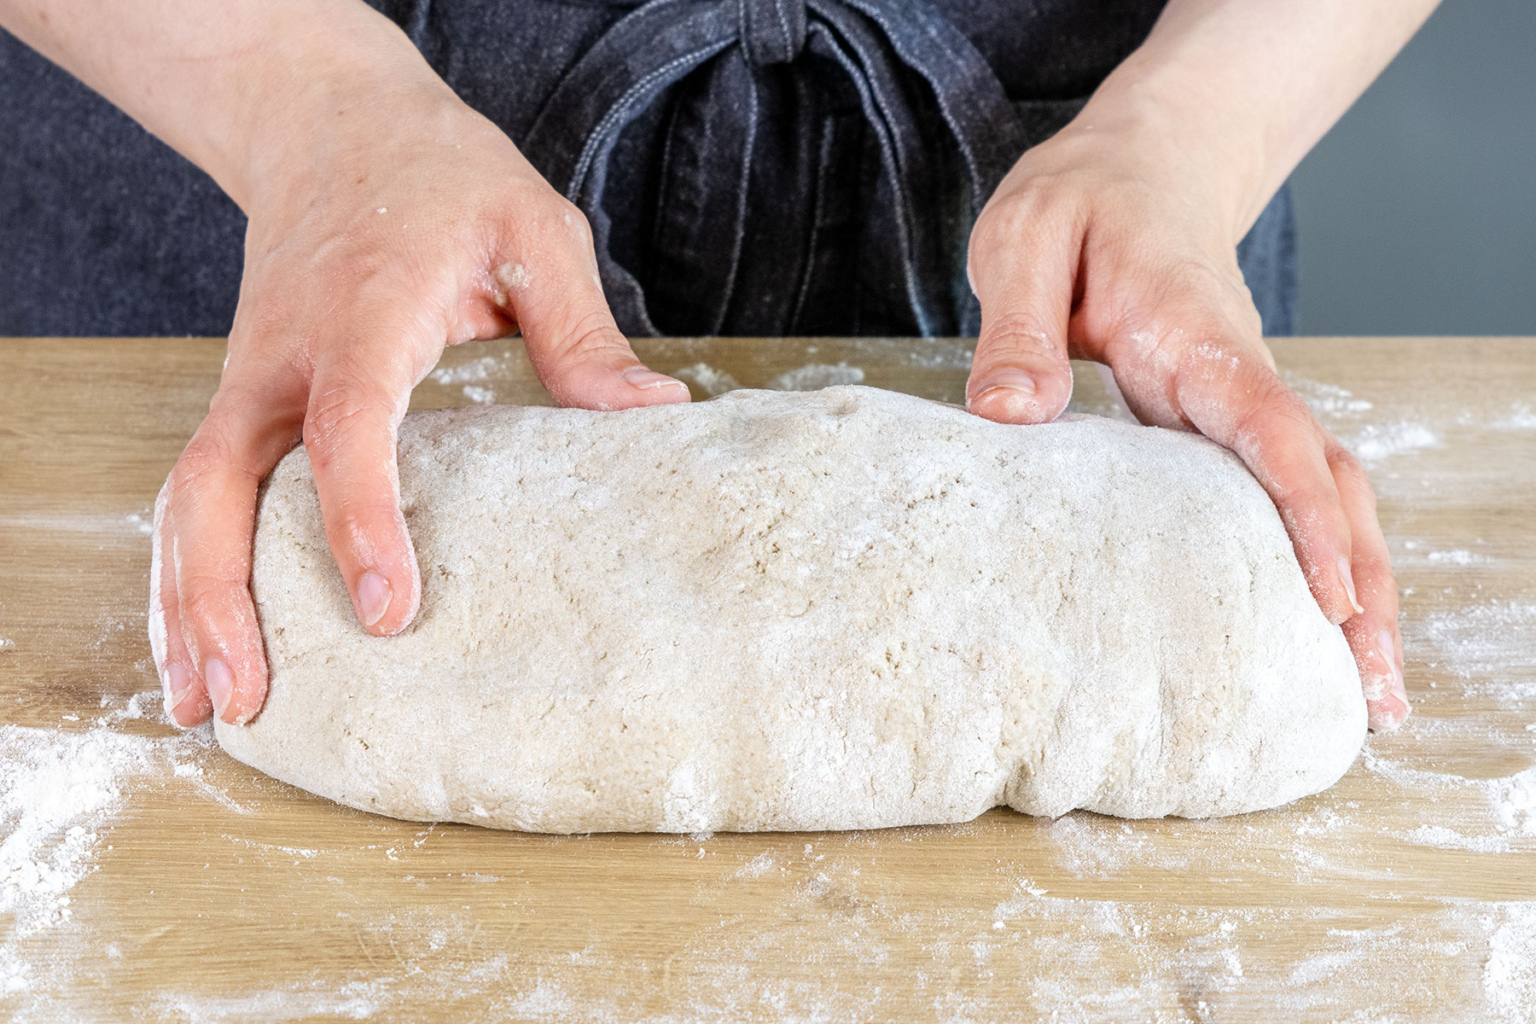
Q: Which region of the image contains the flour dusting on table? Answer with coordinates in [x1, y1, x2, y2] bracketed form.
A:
[0, 691, 236, 1011]
[765, 362, 865, 391]
[5, 353, 1536, 1022]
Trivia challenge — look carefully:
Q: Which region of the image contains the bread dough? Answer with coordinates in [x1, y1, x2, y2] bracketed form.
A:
[206, 386, 1364, 832]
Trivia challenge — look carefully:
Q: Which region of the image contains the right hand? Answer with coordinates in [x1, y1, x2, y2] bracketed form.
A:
[963, 121, 1408, 731]
[152, 76, 689, 728]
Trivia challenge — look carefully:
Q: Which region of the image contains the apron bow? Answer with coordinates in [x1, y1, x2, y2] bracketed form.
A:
[523, 0, 1025, 336]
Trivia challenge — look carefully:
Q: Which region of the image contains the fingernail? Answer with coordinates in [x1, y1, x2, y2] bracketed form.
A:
[1370, 629, 1406, 700]
[1365, 628, 1409, 732]
[357, 569, 393, 628]
[204, 657, 234, 720]
[1381, 628, 1408, 703]
[1368, 695, 1410, 733]
[621, 365, 688, 392]
[1338, 556, 1364, 616]
[968, 370, 1037, 418]
[162, 662, 193, 719]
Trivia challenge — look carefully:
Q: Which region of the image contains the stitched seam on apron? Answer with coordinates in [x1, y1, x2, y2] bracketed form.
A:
[568, 45, 726, 200]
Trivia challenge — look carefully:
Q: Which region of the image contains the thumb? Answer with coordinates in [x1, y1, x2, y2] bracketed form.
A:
[964, 212, 1075, 424]
[503, 200, 689, 411]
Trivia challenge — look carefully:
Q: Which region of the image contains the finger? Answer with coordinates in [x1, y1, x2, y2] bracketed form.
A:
[303, 315, 438, 642]
[503, 200, 690, 411]
[150, 480, 211, 727]
[171, 388, 301, 725]
[1330, 440, 1408, 731]
[1174, 349, 1359, 626]
[964, 202, 1077, 424]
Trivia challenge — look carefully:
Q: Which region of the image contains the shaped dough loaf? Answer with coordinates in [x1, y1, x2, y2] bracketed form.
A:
[197, 386, 1364, 832]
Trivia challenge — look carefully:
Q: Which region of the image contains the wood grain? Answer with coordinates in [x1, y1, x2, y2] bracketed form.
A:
[1, 336, 1534, 1023]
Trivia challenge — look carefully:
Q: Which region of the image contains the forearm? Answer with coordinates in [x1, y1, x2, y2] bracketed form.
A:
[0, 0, 444, 211]
[1074, 0, 1441, 241]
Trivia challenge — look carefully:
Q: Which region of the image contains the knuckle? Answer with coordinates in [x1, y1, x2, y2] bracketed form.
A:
[174, 428, 247, 492]
[548, 310, 627, 369]
[1353, 547, 1394, 582]
[556, 198, 594, 243]
[174, 387, 299, 498]
[970, 190, 1052, 258]
[1228, 373, 1316, 449]
[1353, 566, 1400, 618]
[1267, 468, 1339, 518]
[228, 303, 299, 364]
[1327, 442, 1368, 480]
[325, 498, 397, 552]
[303, 373, 393, 466]
[516, 191, 594, 249]
[1133, 259, 1258, 346]
[980, 312, 1062, 358]
[177, 573, 244, 630]
[329, 508, 371, 550]
[1328, 447, 1384, 522]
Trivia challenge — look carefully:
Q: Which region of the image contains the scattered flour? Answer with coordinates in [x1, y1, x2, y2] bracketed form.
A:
[150, 931, 518, 1024]
[673, 362, 742, 397]
[1044, 816, 1183, 877]
[427, 355, 505, 387]
[134, 890, 1535, 1024]
[97, 689, 159, 726]
[1494, 770, 1536, 835]
[765, 362, 865, 391]
[1287, 375, 1376, 420]
[1484, 903, 1536, 1022]
[1348, 421, 1442, 464]
[1492, 403, 1536, 431]
[1282, 373, 1440, 466]
[669, 361, 866, 396]
[1425, 548, 1487, 565]
[1366, 752, 1536, 842]
[0, 638, 13, 654]
[426, 355, 509, 405]
[156, 986, 382, 1023]
[0, 726, 157, 938]
[1271, 905, 1531, 1023]
[887, 337, 973, 370]
[0, 514, 159, 536]
[1403, 826, 1514, 854]
[1, 695, 232, 1010]
[1412, 600, 1536, 682]
[731, 851, 777, 880]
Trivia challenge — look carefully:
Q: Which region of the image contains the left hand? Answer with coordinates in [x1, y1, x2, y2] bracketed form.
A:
[964, 120, 1408, 732]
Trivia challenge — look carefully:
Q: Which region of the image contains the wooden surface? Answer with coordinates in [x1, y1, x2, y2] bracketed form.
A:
[2, 336, 1534, 1023]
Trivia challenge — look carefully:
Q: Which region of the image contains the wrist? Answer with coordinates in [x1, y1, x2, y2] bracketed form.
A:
[197, 6, 452, 213]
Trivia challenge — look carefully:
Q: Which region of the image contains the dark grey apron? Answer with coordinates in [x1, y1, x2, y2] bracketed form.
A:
[0, 0, 1294, 337]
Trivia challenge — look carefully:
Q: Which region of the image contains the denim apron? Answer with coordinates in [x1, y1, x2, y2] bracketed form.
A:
[0, 0, 1294, 337]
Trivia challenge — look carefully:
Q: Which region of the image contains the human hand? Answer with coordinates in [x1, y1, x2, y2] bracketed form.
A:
[151, 76, 688, 729]
[963, 121, 1407, 732]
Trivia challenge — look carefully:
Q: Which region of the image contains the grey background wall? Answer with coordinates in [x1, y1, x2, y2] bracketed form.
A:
[1289, 0, 1536, 336]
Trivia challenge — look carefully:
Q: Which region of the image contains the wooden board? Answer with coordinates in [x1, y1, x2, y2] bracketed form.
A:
[1, 336, 1534, 1023]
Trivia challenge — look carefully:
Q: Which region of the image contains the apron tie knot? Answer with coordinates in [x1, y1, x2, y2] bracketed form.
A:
[737, 0, 807, 65]
[524, 0, 1028, 336]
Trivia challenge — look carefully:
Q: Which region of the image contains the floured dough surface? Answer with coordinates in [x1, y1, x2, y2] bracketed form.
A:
[211, 386, 1364, 832]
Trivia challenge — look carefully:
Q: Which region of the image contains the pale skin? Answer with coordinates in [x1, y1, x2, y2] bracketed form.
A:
[2, 0, 1436, 733]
